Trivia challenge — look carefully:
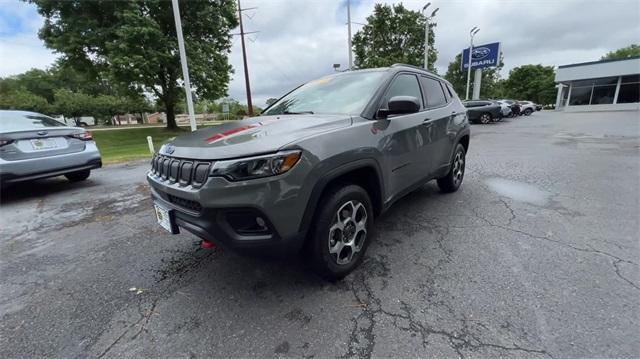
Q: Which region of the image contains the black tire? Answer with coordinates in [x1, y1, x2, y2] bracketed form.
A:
[437, 144, 466, 193]
[307, 184, 374, 281]
[65, 169, 91, 182]
[479, 112, 492, 124]
[79, 122, 89, 127]
[524, 108, 533, 116]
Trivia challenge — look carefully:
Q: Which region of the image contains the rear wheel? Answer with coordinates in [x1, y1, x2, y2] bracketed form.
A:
[437, 144, 466, 193]
[524, 108, 533, 116]
[479, 112, 492, 124]
[65, 169, 91, 182]
[307, 184, 373, 281]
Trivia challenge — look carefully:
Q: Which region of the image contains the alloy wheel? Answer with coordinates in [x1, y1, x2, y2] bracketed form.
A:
[480, 114, 491, 124]
[452, 150, 465, 186]
[328, 200, 368, 265]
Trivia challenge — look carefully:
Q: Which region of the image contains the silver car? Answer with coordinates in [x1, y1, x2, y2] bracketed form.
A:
[0, 110, 102, 185]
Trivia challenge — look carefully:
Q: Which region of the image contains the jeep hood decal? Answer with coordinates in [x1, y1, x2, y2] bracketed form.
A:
[167, 114, 352, 160]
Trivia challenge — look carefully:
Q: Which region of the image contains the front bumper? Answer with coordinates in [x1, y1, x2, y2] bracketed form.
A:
[0, 142, 102, 184]
[146, 156, 313, 255]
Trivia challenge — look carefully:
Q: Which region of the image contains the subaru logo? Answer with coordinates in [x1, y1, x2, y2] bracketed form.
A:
[165, 144, 175, 155]
[37, 130, 48, 136]
[472, 47, 490, 60]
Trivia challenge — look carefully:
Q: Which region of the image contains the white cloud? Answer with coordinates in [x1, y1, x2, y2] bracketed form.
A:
[0, 1, 58, 77]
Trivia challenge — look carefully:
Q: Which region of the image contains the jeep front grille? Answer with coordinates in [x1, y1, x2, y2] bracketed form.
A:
[151, 154, 213, 188]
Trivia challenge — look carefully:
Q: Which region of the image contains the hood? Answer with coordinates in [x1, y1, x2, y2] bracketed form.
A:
[165, 114, 352, 160]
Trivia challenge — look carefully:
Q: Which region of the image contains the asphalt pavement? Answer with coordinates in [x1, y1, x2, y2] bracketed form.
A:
[1, 110, 638, 358]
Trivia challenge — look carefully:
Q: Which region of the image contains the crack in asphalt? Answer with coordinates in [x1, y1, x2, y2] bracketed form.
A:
[470, 206, 640, 292]
[96, 297, 159, 358]
[341, 215, 553, 359]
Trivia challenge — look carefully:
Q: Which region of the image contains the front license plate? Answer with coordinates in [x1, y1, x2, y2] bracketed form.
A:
[30, 138, 58, 150]
[154, 204, 176, 233]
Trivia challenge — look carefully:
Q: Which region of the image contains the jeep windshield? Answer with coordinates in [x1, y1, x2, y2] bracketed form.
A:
[262, 70, 385, 116]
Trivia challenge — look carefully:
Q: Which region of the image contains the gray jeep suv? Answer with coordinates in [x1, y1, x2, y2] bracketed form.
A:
[147, 64, 470, 280]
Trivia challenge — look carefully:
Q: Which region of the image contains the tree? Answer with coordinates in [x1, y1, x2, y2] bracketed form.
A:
[444, 53, 504, 99]
[601, 44, 640, 60]
[265, 98, 278, 107]
[502, 65, 556, 104]
[28, 0, 238, 129]
[0, 90, 50, 113]
[352, 3, 437, 71]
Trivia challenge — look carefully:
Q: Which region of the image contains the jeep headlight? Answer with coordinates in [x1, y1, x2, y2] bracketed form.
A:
[210, 150, 302, 180]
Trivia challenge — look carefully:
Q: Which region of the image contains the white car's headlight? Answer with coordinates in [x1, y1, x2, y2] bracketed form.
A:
[210, 150, 302, 181]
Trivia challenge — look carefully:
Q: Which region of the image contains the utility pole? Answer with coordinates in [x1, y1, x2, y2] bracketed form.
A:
[465, 26, 479, 100]
[237, 0, 253, 116]
[347, 0, 353, 70]
[171, 0, 197, 131]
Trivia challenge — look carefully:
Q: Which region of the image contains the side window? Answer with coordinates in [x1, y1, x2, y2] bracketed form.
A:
[440, 82, 451, 102]
[384, 74, 424, 109]
[445, 83, 455, 99]
[421, 76, 447, 108]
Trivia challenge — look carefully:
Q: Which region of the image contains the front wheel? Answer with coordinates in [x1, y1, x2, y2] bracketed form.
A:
[437, 144, 466, 193]
[65, 169, 91, 182]
[307, 184, 373, 281]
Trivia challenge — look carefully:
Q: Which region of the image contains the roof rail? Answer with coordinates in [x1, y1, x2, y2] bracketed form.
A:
[390, 63, 438, 75]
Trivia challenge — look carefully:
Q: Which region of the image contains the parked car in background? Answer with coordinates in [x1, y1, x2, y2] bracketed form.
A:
[462, 100, 503, 124]
[0, 110, 102, 186]
[535, 103, 543, 111]
[54, 116, 96, 127]
[494, 100, 512, 118]
[518, 101, 536, 116]
[147, 64, 470, 280]
[498, 99, 521, 117]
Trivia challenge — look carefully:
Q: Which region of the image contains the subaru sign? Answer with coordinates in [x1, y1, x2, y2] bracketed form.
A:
[461, 42, 501, 71]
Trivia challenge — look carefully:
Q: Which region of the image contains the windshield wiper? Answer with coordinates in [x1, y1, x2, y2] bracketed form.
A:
[283, 110, 314, 115]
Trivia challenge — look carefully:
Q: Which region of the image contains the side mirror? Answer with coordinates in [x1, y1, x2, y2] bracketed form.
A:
[378, 96, 421, 119]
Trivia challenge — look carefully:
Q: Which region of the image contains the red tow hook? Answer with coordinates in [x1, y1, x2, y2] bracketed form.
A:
[200, 239, 216, 249]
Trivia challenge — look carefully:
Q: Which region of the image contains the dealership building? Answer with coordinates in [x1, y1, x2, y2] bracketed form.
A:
[554, 56, 640, 111]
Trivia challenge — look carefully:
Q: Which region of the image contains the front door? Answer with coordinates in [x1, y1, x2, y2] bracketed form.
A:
[377, 73, 431, 197]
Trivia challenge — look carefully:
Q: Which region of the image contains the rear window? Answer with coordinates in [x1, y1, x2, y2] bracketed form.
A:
[421, 76, 447, 108]
[0, 112, 65, 132]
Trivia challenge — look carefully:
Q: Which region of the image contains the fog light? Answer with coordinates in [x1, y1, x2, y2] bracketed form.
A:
[256, 216, 266, 228]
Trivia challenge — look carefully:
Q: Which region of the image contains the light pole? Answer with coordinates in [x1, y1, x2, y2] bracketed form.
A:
[171, 0, 197, 131]
[347, 0, 353, 70]
[465, 26, 480, 100]
[422, 3, 438, 71]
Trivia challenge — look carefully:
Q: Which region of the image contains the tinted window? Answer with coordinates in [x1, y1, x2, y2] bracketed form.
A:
[441, 82, 451, 102]
[617, 83, 640, 103]
[445, 83, 455, 99]
[0, 112, 65, 132]
[421, 76, 447, 108]
[384, 74, 423, 108]
[263, 71, 385, 116]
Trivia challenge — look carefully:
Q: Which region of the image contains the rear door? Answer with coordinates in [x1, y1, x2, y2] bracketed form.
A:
[419, 76, 456, 175]
[376, 73, 429, 196]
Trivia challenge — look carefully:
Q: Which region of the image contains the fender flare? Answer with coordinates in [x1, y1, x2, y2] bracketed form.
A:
[297, 158, 385, 239]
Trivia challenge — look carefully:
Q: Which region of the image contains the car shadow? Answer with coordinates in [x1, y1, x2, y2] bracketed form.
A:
[0, 176, 101, 204]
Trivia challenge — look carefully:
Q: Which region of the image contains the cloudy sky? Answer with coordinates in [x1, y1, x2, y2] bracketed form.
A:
[1, 0, 638, 107]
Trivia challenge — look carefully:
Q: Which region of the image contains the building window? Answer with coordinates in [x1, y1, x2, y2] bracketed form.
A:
[592, 85, 616, 104]
[617, 75, 640, 104]
[569, 86, 592, 105]
[569, 77, 620, 106]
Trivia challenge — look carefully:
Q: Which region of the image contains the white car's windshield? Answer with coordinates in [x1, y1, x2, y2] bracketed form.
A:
[262, 71, 386, 116]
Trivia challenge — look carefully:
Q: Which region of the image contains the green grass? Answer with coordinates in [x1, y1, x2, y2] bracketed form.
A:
[92, 127, 189, 163]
